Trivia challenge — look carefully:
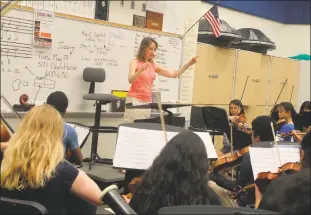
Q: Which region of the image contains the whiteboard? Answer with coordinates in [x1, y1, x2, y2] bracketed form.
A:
[0, 8, 182, 112]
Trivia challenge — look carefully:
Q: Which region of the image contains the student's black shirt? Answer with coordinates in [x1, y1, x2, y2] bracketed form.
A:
[1, 161, 79, 214]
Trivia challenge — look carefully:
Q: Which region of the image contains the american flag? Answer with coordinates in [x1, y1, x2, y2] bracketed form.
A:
[204, 6, 221, 38]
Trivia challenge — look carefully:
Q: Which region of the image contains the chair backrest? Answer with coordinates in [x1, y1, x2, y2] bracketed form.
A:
[0, 196, 48, 214]
[83, 68, 106, 94]
[158, 205, 279, 214]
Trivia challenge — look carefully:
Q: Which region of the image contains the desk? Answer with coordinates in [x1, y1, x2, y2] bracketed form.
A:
[126, 103, 192, 125]
[80, 162, 124, 184]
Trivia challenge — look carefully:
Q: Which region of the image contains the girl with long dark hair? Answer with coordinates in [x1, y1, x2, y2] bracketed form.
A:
[125, 131, 221, 214]
[277, 102, 298, 141]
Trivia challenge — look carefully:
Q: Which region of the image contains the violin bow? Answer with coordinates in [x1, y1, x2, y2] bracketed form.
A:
[1, 95, 22, 120]
[289, 85, 294, 102]
[271, 122, 282, 166]
[269, 79, 288, 117]
[230, 123, 234, 180]
[240, 75, 249, 102]
[155, 92, 168, 144]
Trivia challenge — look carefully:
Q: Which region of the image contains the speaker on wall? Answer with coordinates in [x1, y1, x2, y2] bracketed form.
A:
[95, 0, 109, 21]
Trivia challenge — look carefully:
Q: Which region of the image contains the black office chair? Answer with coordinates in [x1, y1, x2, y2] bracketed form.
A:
[158, 205, 278, 214]
[0, 196, 48, 214]
[82, 68, 120, 168]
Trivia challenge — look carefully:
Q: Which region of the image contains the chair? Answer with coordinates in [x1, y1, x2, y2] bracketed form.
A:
[0, 196, 48, 214]
[82, 68, 120, 168]
[158, 205, 278, 214]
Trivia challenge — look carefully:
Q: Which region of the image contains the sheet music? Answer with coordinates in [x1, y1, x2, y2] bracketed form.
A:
[113, 127, 217, 170]
[249, 145, 300, 180]
[195, 132, 218, 159]
[249, 148, 279, 180]
[273, 145, 300, 166]
[66, 123, 90, 147]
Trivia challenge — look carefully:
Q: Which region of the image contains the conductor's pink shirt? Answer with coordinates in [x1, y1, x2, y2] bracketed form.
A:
[127, 59, 156, 102]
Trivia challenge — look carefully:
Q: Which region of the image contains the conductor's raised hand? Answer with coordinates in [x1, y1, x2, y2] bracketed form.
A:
[140, 62, 150, 72]
[187, 56, 199, 67]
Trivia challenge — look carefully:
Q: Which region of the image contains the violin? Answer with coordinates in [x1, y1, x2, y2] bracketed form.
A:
[209, 146, 250, 173]
[1, 119, 11, 142]
[280, 131, 306, 139]
[230, 115, 252, 135]
[230, 162, 302, 200]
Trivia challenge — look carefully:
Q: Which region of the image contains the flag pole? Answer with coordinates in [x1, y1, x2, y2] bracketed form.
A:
[182, 11, 209, 38]
[182, 1, 220, 38]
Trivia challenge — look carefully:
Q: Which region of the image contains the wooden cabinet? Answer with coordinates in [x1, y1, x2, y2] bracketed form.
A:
[234, 50, 270, 105]
[192, 44, 301, 117]
[192, 44, 236, 105]
[244, 106, 267, 127]
[268, 57, 300, 106]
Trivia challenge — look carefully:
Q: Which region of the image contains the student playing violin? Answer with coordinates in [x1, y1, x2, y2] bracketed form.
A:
[228, 99, 250, 133]
[208, 116, 277, 207]
[277, 102, 298, 142]
[220, 99, 250, 156]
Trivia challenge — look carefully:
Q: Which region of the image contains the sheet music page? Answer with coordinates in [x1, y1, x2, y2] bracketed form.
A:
[194, 132, 218, 159]
[273, 145, 300, 166]
[113, 127, 218, 170]
[249, 147, 279, 180]
[113, 127, 167, 170]
[66, 123, 90, 147]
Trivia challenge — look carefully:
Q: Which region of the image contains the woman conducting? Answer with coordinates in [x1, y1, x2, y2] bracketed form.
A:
[123, 37, 198, 123]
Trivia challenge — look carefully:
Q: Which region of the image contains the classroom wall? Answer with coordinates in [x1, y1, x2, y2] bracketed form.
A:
[198, 2, 310, 58]
[297, 61, 311, 111]
[108, 1, 310, 58]
[108, 0, 146, 26]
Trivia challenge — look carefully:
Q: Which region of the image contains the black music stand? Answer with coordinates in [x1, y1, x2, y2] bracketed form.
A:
[190, 106, 230, 144]
[202, 107, 230, 142]
[230, 127, 253, 150]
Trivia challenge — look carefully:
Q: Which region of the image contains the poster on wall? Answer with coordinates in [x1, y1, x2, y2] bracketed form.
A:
[33, 9, 54, 48]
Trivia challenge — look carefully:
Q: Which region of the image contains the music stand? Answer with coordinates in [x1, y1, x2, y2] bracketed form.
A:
[230, 127, 253, 150]
[201, 106, 230, 144]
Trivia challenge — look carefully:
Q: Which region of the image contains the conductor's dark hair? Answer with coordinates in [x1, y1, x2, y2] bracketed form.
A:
[229, 99, 245, 116]
[129, 130, 220, 214]
[258, 168, 310, 214]
[299, 101, 311, 114]
[46, 91, 68, 115]
[301, 131, 311, 168]
[252, 116, 277, 141]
